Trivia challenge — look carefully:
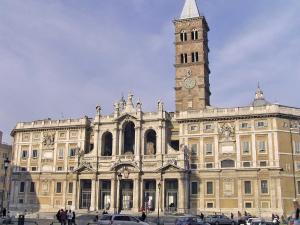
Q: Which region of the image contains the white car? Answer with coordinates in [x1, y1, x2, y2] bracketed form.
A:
[246, 218, 260, 225]
[98, 214, 149, 225]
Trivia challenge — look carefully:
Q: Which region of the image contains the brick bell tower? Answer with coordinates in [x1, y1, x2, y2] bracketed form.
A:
[174, 0, 211, 112]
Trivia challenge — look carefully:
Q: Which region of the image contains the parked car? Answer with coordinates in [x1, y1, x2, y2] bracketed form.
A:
[97, 214, 149, 225]
[246, 218, 260, 225]
[238, 216, 252, 225]
[175, 216, 210, 225]
[205, 215, 236, 225]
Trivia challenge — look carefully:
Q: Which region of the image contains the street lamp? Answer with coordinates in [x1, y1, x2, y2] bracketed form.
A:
[157, 182, 161, 225]
[1, 158, 10, 211]
[117, 173, 122, 214]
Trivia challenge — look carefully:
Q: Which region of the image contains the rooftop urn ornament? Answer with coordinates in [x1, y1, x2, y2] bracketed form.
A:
[136, 98, 142, 111]
[157, 99, 164, 112]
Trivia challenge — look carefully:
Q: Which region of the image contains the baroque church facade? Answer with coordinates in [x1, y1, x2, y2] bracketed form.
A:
[10, 0, 300, 217]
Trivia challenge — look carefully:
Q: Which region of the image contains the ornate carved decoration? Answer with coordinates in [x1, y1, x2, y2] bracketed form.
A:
[218, 123, 235, 142]
[42, 132, 55, 148]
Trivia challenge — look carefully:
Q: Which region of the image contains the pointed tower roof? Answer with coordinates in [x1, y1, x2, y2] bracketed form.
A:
[180, 0, 200, 19]
[252, 83, 269, 107]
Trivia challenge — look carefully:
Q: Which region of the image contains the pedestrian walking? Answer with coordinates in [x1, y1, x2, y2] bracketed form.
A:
[200, 213, 204, 220]
[231, 212, 234, 220]
[60, 209, 67, 225]
[67, 210, 72, 225]
[292, 199, 300, 225]
[2, 208, 6, 217]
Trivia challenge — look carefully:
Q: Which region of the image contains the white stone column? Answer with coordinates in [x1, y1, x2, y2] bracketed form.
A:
[155, 180, 159, 211]
[251, 134, 257, 167]
[133, 178, 140, 212]
[62, 181, 67, 208]
[118, 129, 123, 155]
[112, 128, 118, 156]
[178, 178, 185, 213]
[273, 132, 280, 167]
[116, 179, 120, 213]
[215, 179, 220, 210]
[91, 179, 96, 211]
[236, 134, 241, 168]
[111, 179, 116, 213]
[157, 126, 162, 155]
[161, 125, 166, 154]
[214, 136, 219, 169]
[9, 180, 15, 205]
[95, 180, 99, 211]
[238, 180, 243, 210]
[268, 133, 274, 166]
[200, 178, 205, 210]
[72, 180, 77, 210]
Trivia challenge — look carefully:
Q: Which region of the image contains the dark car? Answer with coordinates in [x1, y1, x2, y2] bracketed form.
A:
[175, 216, 209, 225]
[206, 215, 236, 225]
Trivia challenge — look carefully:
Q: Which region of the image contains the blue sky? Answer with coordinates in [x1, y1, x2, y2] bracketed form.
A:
[0, 0, 300, 143]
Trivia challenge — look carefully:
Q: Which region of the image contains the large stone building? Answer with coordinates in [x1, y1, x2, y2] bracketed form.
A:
[0, 131, 12, 210]
[10, 0, 300, 217]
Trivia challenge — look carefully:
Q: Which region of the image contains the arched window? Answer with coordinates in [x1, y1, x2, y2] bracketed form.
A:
[102, 132, 112, 156]
[221, 159, 235, 168]
[191, 29, 198, 40]
[123, 121, 135, 154]
[180, 31, 187, 42]
[145, 129, 157, 155]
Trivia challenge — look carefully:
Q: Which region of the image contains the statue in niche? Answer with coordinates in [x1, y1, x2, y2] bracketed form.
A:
[146, 142, 155, 155]
[96, 105, 101, 116]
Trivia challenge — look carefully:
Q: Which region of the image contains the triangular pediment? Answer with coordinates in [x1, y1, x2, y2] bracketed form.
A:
[156, 163, 185, 173]
[73, 162, 96, 173]
[116, 113, 137, 122]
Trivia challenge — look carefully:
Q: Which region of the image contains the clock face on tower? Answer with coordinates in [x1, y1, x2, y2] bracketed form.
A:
[184, 77, 196, 89]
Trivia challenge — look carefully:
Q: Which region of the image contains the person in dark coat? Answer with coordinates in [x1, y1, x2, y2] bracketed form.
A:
[231, 213, 234, 220]
[60, 209, 67, 225]
[200, 213, 204, 220]
[140, 211, 146, 221]
[71, 211, 76, 225]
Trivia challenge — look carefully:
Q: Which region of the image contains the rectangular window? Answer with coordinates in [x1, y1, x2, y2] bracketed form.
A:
[69, 148, 76, 157]
[244, 181, 251, 194]
[243, 161, 251, 167]
[191, 144, 198, 155]
[18, 199, 24, 204]
[206, 202, 214, 208]
[58, 149, 64, 159]
[67, 201, 72, 206]
[32, 149, 38, 158]
[294, 142, 300, 154]
[190, 164, 197, 170]
[21, 150, 28, 159]
[191, 182, 198, 195]
[297, 181, 300, 195]
[206, 163, 213, 168]
[245, 202, 252, 208]
[180, 53, 188, 64]
[242, 141, 250, 154]
[56, 182, 62, 193]
[257, 121, 267, 127]
[204, 124, 213, 130]
[57, 167, 63, 171]
[205, 143, 213, 155]
[68, 182, 73, 194]
[258, 141, 266, 153]
[20, 182, 25, 193]
[261, 180, 268, 194]
[259, 161, 267, 167]
[206, 181, 213, 195]
[69, 166, 74, 171]
[31, 167, 37, 171]
[240, 122, 250, 129]
[21, 167, 27, 172]
[30, 182, 35, 193]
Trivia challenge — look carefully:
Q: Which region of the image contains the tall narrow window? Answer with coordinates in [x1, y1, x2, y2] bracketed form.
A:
[205, 143, 213, 155]
[180, 53, 188, 64]
[258, 141, 266, 153]
[261, 180, 268, 194]
[191, 52, 199, 62]
[68, 182, 73, 193]
[242, 141, 250, 154]
[191, 182, 198, 195]
[206, 181, 213, 194]
[56, 182, 62, 193]
[21, 150, 28, 159]
[180, 31, 187, 42]
[191, 29, 198, 40]
[30, 182, 35, 193]
[32, 149, 38, 159]
[294, 141, 300, 154]
[19, 182, 25, 193]
[58, 149, 64, 159]
[244, 181, 251, 194]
